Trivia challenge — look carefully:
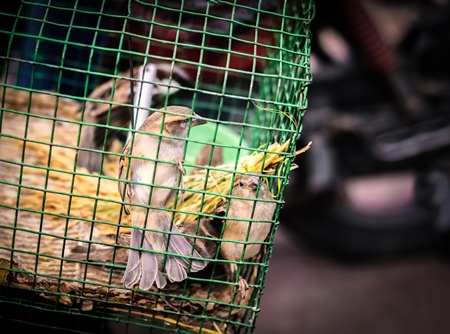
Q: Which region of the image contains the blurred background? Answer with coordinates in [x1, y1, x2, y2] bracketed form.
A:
[259, 0, 450, 333]
[2, 0, 450, 333]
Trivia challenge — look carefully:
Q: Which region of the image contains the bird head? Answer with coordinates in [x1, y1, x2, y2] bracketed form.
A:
[233, 175, 263, 198]
[140, 106, 207, 139]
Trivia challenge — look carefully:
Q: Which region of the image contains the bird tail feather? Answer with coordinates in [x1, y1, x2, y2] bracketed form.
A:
[164, 255, 188, 282]
[165, 224, 208, 274]
[140, 233, 166, 289]
[121, 229, 142, 288]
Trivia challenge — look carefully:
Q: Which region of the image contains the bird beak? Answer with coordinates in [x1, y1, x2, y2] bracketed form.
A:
[192, 115, 208, 127]
[248, 178, 259, 191]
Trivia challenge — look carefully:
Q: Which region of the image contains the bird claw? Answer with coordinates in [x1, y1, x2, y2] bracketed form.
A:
[238, 276, 249, 299]
[177, 179, 186, 202]
[177, 160, 186, 175]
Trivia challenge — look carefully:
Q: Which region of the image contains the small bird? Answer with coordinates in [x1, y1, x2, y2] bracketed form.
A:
[215, 175, 276, 299]
[78, 64, 191, 173]
[118, 106, 208, 290]
[189, 143, 223, 175]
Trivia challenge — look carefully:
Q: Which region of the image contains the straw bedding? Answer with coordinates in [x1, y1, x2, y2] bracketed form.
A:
[0, 87, 308, 332]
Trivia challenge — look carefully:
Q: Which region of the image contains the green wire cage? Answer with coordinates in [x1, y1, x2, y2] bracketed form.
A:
[0, 1, 313, 333]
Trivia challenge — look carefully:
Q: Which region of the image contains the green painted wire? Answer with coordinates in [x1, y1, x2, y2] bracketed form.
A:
[55, 1, 84, 318]
[0, 0, 314, 332]
[23, 0, 54, 321]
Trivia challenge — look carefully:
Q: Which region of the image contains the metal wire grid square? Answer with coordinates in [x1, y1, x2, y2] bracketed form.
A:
[0, 0, 313, 333]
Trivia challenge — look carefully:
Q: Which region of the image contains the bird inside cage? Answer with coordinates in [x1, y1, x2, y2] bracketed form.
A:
[117, 106, 209, 290]
[214, 174, 276, 299]
[77, 63, 192, 173]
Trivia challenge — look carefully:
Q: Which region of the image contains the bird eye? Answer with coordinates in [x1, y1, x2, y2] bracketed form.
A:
[181, 118, 189, 125]
[238, 181, 244, 187]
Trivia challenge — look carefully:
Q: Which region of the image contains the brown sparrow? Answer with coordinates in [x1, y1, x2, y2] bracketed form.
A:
[78, 64, 191, 173]
[118, 106, 208, 290]
[216, 175, 276, 299]
[189, 143, 223, 175]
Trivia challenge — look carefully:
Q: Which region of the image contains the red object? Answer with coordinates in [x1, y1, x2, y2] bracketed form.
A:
[341, 0, 397, 73]
[128, 2, 277, 83]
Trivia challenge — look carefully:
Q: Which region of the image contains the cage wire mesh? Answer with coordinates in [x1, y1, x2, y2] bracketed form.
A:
[0, 0, 313, 333]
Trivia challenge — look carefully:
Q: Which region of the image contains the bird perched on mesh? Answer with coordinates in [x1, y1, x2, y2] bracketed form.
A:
[78, 63, 191, 173]
[215, 175, 276, 299]
[118, 105, 208, 290]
